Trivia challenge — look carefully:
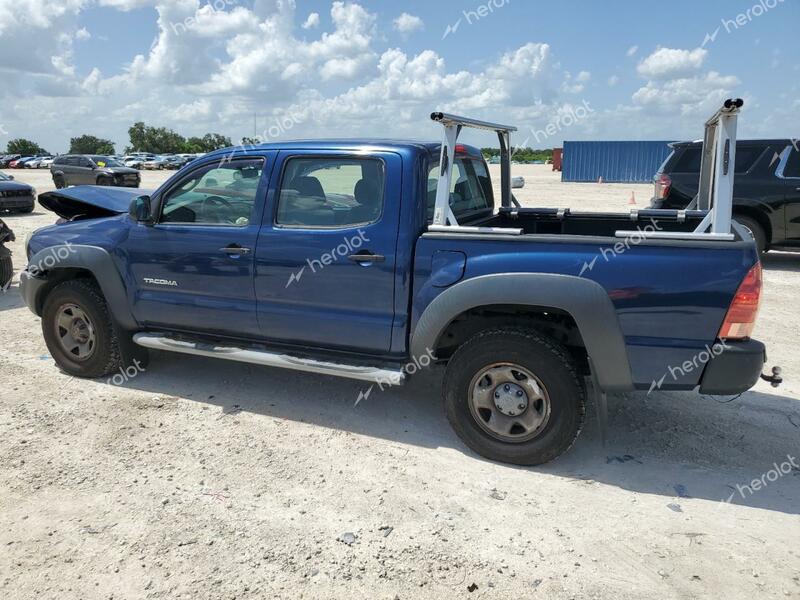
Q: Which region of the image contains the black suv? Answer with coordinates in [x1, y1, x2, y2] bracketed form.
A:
[50, 155, 140, 189]
[651, 139, 800, 253]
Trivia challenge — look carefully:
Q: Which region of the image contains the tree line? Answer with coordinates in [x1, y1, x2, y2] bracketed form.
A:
[3, 122, 233, 157]
[481, 147, 553, 162]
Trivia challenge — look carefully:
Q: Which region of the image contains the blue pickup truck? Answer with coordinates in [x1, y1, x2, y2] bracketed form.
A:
[20, 120, 770, 465]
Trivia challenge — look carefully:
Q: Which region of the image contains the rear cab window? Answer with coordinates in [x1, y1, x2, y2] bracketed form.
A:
[427, 155, 494, 224]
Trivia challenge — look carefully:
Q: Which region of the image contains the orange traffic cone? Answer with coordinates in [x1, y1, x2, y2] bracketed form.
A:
[628, 191, 636, 205]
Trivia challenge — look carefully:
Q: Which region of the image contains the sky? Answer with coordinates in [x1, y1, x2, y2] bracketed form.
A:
[0, 0, 798, 154]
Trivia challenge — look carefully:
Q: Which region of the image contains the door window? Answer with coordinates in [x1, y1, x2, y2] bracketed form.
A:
[275, 157, 385, 228]
[784, 148, 800, 178]
[160, 158, 265, 226]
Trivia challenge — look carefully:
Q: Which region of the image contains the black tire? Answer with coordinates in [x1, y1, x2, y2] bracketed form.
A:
[443, 328, 585, 466]
[41, 280, 123, 378]
[734, 215, 767, 255]
[97, 176, 113, 186]
[53, 175, 66, 189]
[0, 253, 12, 289]
[17, 205, 34, 214]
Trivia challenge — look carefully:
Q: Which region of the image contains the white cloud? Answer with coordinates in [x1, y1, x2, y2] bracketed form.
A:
[632, 71, 740, 114]
[302, 11, 319, 29]
[393, 12, 423, 35]
[576, 70, 591, 82]
[637, 47, 707, 80]
[626, 45, 638, 57]
[608, 74, 619, 87]
[75, 26, 90, 40]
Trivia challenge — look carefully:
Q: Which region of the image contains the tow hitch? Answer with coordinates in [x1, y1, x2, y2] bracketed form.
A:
[760, 366, 783, 388]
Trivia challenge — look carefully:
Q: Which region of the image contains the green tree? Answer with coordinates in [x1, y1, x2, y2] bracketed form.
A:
[69, 135, 115, 155]
[6, 138, 48, 156]
[126, 122, 186, 154]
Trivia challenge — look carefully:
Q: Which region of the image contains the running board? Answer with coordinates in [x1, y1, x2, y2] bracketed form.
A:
[133, 333, 406, 384]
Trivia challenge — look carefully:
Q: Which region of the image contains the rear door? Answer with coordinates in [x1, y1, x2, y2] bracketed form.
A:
[779, 144, 800, 244]
[254, 151, 401, 353]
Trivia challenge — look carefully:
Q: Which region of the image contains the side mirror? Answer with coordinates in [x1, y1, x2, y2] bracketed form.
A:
[129, 195, 153, 223]
[7, 175, 13, 180]
[511, 176, 525, 189]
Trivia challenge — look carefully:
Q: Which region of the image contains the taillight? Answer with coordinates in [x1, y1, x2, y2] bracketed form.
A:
[654, 173, 671, 199]
[719, 262, 762, 340]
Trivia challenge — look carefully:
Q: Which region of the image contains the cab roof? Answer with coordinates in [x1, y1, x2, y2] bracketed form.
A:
[203, 139, 484, 161]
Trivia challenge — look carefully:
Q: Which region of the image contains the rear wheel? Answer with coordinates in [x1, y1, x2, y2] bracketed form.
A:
[97, 176, 113, 186]
[734, 215, 767, 255]
[443, 328, 585, 465]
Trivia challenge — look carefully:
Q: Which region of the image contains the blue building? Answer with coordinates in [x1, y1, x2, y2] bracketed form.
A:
[561, 141, 675, 183]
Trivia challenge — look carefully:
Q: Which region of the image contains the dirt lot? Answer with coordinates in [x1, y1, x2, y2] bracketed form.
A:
[1, 165, 799, 599]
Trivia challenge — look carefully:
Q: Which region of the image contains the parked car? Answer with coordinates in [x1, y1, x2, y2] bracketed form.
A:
[0, 155, 21, 168]
[651, 139, 800, 253]
[0, 217, 13, 289]
[122, 155, 152, 169]
[0, 170, 35, 213]
[25, 156, 53, 169]
[22, 130, 770, 466]
[142, 156, 173, 170]
[38, 157, 55, 169]
[50, 155, 140, 189]
[9, 156, 32, 168]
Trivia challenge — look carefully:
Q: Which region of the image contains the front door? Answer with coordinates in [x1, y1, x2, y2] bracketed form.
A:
[125, 155, 272, 338]
[254, 151, 401, 354]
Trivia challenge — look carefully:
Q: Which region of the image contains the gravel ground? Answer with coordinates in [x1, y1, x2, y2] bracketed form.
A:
[1, 165, 799, 599]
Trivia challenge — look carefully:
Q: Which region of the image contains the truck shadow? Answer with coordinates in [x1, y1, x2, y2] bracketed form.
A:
[116, 351, 800, 516]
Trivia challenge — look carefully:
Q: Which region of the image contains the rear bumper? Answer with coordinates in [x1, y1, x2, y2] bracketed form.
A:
[699, 338, 766, 395]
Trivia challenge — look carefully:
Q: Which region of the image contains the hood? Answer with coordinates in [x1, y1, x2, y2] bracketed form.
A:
[0, 180, 34, 193]
[39, 186, 153, 220]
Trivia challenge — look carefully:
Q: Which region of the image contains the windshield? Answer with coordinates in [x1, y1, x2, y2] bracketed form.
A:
[91, 156, 124, 168]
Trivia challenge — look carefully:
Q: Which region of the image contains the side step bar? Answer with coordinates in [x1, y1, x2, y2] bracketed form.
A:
[133, 333, 406, 384]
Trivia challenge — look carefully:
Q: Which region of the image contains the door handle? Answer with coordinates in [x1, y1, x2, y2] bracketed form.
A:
[348, 251, 385, 263]
[220, 245, 251, 256]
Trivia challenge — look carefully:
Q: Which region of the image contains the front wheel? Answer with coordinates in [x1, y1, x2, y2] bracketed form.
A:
[41, 280, 124, 378]
[443, 328, 585, 465]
